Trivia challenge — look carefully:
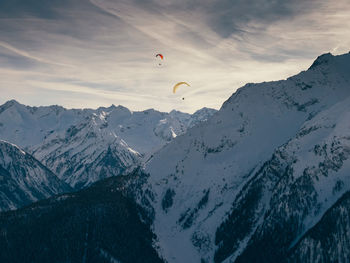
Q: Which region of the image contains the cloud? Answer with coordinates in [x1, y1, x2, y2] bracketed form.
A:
[0, 0, 349, 112]
[205, 0, 320, 37]
[0, 41, 73, 68]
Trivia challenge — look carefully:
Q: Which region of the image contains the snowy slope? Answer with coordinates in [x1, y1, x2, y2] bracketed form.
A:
[0, 140, 71, 212]
[216, 95, 350, 262]
[0, 101, 216, 188]
[30, 113, 141, 189]
[142, 52, 350, 262]
[0, 100, 91, 149]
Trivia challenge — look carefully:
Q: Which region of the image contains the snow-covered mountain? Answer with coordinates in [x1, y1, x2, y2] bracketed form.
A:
[0, 140, 71, 212]
[30, 111, 142, 189]
[0, 100, 87, 148]
[139, 52, 350, 262]
[216, 94, 350, 263]
[0, 101, 216, 188]
[1, 51, 349, 262]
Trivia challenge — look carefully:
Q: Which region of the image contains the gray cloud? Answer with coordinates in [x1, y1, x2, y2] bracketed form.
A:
[120, 0, 321, 37]
[206, 0, 315, 37]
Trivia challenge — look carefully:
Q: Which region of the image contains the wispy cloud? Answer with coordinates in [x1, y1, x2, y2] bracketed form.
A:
[0, 41, 73, 67]
[0, 0, 349, 112]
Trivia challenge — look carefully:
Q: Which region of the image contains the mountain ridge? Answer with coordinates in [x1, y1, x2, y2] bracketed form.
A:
[0, 100, 216, 188]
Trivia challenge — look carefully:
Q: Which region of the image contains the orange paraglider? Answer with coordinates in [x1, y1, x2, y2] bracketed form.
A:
[156, 53, 164, 60]
[156, 53, 164, 65]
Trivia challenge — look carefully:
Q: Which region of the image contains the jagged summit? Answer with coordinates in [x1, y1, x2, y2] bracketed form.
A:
[97, 104, 129, 113]
[308, 52, 334, 69]
[2, 99, 20, 106]
[0, 99, 21, 114]
[307, 51, 350, 77]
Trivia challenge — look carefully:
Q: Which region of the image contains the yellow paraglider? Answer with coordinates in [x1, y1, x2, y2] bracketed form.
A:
[173, 82, 190, 94]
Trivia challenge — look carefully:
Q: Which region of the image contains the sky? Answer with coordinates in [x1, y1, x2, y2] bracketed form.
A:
[0, 0, 349, 113]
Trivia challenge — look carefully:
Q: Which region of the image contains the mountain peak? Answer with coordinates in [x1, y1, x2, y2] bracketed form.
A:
[193, 107, 217, 115]
[0, 99, 23, 114]
[6, 99, 20, 104]
[115, 104, 130, 111]
[308, 52, 334, 70]
[1, 99, 20, 107]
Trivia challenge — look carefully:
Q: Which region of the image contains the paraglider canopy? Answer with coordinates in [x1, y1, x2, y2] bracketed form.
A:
[173, 81, 190, 94]
[156, 53, 164, 60]
[156, 53, 164, 66]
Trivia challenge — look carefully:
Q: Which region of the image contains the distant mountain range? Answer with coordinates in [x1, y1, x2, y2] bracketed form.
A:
[0, 51, 350, 262]
[0, 101, 216, 189]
